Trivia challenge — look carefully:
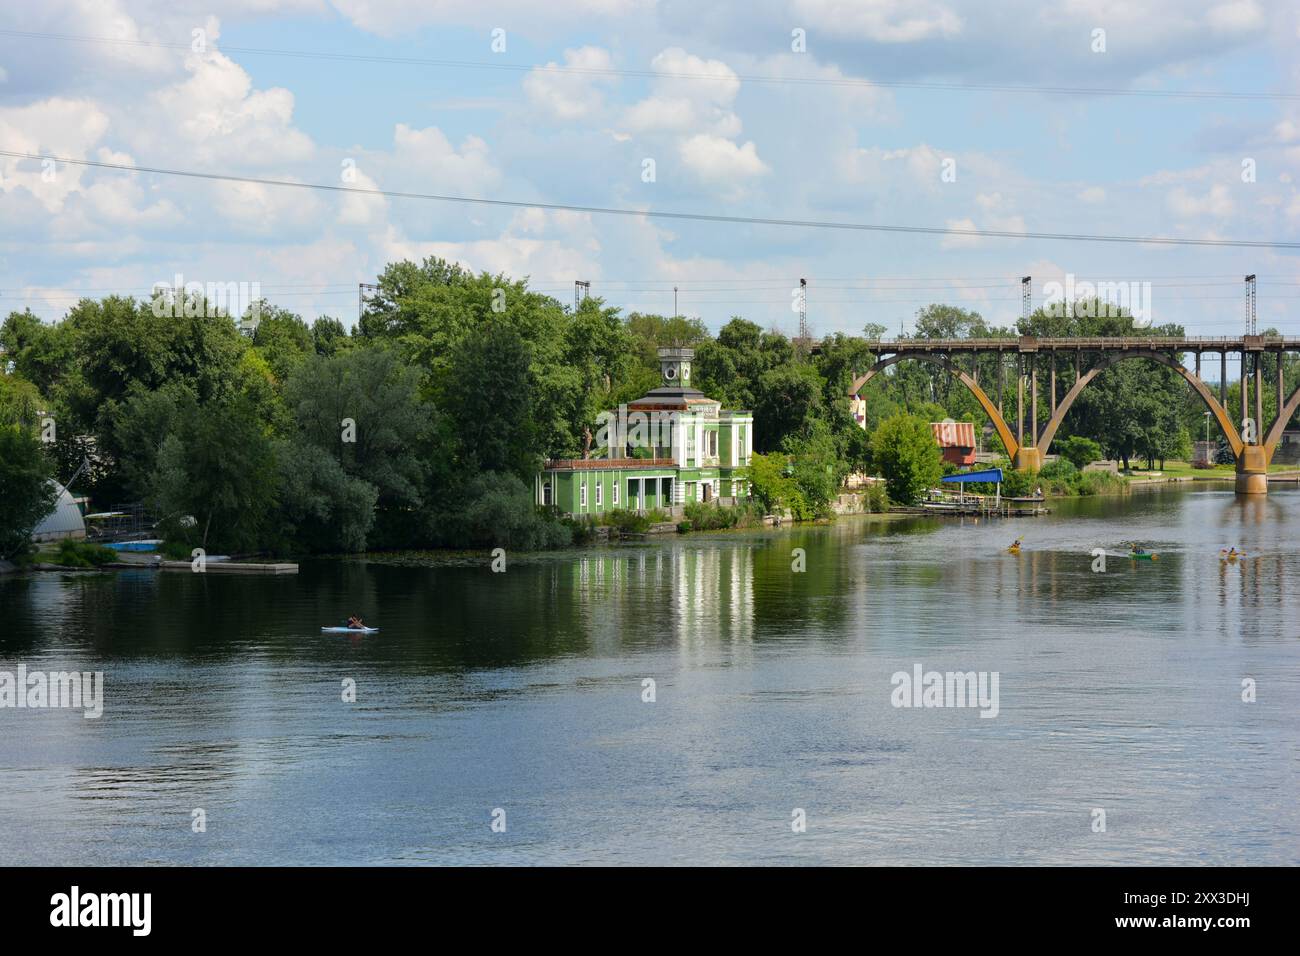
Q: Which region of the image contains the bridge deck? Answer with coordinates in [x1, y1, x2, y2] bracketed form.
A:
[865, 336, 1300, 353]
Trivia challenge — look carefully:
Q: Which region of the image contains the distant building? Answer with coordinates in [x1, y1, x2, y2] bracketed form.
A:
[536, 348, 754, 517]
[931, 420, 976, 466]
[850, 394, 867, 429]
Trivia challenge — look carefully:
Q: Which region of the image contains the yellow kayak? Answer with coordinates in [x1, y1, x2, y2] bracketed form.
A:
[1007, 544, 1021, 554]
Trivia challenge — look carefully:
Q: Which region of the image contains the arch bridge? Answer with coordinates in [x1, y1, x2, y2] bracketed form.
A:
[849, 335, 1300, 494]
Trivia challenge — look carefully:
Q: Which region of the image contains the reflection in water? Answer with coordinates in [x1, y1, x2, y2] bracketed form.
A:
[1, 483, 1297, 865]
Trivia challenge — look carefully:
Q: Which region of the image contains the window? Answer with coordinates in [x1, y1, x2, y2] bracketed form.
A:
[707, 430, 718, 458]
[580, 483, 588, 509]
[595, 481, 602, 507]
[686, 426, 696, 464]
[612, 481, 619, 505]
[542, 482, 552, 506]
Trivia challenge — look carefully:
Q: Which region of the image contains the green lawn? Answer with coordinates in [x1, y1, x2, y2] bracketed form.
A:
[1122, 460, 1298, 480]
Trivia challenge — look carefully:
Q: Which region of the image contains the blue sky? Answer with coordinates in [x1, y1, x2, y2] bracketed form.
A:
[1, 0, 1297, 347]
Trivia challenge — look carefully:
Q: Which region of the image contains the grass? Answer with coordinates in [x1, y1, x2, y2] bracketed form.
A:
[1123, 459, 1299, 480]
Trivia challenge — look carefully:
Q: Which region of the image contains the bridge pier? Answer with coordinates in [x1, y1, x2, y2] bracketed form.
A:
[1235, 446, 1268, 495]
[1014, 447, 1043, 473]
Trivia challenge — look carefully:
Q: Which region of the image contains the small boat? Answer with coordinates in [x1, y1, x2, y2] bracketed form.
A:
[321, 626, 379, 634]
[1128, 551, 1159, 561]
[1220, 550, 1245, 562]
[1007, 544, 1021, 554]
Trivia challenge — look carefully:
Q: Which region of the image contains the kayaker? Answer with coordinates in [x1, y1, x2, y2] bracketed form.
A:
[347, 615, 365, 630]
[1131, 544, 1146, 555]
[1009, 538, 1021, 550]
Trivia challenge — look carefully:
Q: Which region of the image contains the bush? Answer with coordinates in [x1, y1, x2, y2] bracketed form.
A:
[676, 521, 692, 534]
[863, 482, 889, 513]
[682, 501, 763, 531]
[53, 538, 116, 568]
[1039, 458, 1078, 481]
[1055, 435, 1103, 470]
[564, 514, 598, 545]
[1077, 470, 1128, 496]
[602, 508, 651, 534]
[440, 472, 572, 550]
[160, 538, 197, 560]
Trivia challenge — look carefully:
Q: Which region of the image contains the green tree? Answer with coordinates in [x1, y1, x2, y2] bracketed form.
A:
[250, 304, 314, 384]
[744, 451, 806, 518]
[0, 425, 57, 560]
[753, 363, 824, 452]
[444, 318, 539, 478]
[150, 398, 279, 552]
[274, 440, 378, 552]
[1055, 435, 1103, 470]
[870, 413, 943, 505]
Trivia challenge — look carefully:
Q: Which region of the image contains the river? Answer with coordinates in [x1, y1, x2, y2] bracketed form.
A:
[2, 483, 1296, 865]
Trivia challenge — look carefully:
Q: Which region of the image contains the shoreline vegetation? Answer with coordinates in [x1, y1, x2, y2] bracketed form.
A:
[4, 258, 1294, 566]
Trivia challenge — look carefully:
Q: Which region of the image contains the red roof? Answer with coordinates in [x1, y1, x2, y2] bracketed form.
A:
[930, 421, 975, 449]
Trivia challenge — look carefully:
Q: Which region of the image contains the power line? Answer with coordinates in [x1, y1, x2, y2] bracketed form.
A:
[4, 150, 1299, 250]
[2, 28, 1296, 102]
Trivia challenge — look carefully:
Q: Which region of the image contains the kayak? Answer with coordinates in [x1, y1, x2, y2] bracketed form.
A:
[1007, 545, 1021, 554]
[321, 626, 379, 633]
[1128, 552, 1159, 561]
[1220, 552, 1245, 561]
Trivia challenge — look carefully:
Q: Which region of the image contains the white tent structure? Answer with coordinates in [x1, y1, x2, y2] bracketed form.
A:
[31, 481, 86, 542]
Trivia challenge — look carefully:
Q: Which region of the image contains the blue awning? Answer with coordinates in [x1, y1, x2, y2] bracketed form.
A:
[941, 468, 1003, 484]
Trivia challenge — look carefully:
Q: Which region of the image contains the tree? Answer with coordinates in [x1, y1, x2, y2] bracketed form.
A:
[783, 425, 845, 517]
[1055, 435, 1103, 470]
[444, 319, 539, 478]
[870, 413, 943, 505]
[754, 363, 824, 452]
[284, 347, 430, 511]
[0, 425, 57, 560]
[150, 398, 279, 552]
[311, 317, 349, 357]
[561, 299, 634, 458]
[275, 440, 378, 552]
[744, 451, 806, 517]
[250, 305, 314, 384]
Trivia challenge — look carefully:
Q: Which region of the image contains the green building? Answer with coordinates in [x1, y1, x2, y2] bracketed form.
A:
[535, 348, 754, 518]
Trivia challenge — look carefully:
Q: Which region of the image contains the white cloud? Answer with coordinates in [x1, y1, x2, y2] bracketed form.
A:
[791, 0, 963, 43]
[0, 98, 110, 211]
[618, 48, 742, 137]
[138, 50, 315, 168]
[328, 0, 651, 36]
[1167, 183, 1235, 218]
[523, 46, 617, 120]
[390, 124, 500, 194]
[679, 135, 769, 184]
[1206, 0, 1265, 32]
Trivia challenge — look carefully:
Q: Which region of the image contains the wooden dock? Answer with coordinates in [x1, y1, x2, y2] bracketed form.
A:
[157, 560, 298, 574]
